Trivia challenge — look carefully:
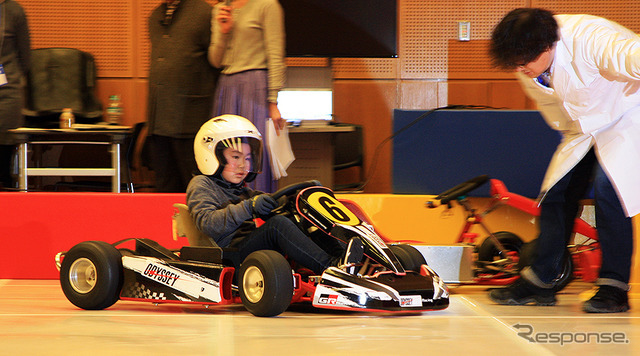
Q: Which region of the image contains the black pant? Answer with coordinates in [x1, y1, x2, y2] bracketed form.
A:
[148, 135, 197, 193]
[531, 149, 633, 286]
[231, 215, 342, 275]
[0, 145, 15, 189]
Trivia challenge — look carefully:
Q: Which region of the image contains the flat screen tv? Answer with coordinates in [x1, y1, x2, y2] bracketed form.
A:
[280, 0, 397, 58]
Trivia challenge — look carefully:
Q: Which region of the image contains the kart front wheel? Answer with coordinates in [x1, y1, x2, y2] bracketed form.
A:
[390, 244, 426, 272]
[239, 250, 293, 317]
[59, 241, 123, 310]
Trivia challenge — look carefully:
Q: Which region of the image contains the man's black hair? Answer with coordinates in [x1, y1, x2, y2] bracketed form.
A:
[489, 8, 559, 70]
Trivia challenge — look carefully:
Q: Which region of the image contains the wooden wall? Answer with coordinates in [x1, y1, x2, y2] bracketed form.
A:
[18, 0, 640, 193]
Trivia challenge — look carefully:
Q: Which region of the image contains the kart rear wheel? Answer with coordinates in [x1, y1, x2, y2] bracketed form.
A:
[389, 244, 426, 272]
[477, 231, 524, 274]
[239, 250, 293, 317]
[517, 238, 574, 291]
[59, 241, 123, 310]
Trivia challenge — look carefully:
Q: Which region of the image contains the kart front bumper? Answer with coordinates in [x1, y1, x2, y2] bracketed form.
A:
[312, 267, 449, 312]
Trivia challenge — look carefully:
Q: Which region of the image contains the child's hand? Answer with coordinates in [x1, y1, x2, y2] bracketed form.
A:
[252, 194, 278, 218]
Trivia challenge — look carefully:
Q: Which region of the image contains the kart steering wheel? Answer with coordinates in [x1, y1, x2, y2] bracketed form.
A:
[265, 180, 322, 217]
[270, 180, 322, 201]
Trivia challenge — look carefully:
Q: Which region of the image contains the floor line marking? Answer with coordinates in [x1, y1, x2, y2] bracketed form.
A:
[457, 295, 558, 356]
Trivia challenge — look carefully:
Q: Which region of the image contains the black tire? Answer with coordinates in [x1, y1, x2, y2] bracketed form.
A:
[389, 244, 426, 272]
[239, 250, 294, 317]
[59, 241, 123, 310]
[477, 231, 524, 264]
[517, 238, 574, 291]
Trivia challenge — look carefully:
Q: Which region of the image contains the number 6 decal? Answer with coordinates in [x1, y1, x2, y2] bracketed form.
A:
[307, 191, 360, 226]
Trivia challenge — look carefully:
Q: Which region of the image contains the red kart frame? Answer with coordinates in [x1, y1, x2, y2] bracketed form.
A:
[428, 176, 601, 285]
[342, 176, 601, 286]
[486, 178, 601, 283]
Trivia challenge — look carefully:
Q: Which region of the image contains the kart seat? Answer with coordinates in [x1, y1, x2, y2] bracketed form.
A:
[173, 203, 243, 267]
[173, 203, 219, 247]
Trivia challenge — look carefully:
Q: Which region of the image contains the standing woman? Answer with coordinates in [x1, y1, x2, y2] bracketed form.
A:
[0, 0, 30, 190]
[208, 0, 286, 193]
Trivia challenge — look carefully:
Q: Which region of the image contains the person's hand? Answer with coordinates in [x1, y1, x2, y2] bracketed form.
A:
[269, 103, 285, 136]
[217, 5, 233, 33]
[252, 194, 278, 218]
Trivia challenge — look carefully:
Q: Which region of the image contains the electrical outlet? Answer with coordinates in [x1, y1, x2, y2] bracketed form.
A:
[458, 21, 471, 41]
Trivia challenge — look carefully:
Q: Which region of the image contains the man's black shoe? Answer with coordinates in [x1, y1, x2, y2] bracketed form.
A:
[489, 278, 556, 306]
[583, 285, 629, 313]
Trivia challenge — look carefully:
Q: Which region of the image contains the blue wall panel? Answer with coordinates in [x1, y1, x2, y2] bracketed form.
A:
[392, 110, 561, 198]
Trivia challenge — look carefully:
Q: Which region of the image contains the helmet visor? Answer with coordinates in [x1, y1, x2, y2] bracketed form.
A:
[215, 136, 263, 174]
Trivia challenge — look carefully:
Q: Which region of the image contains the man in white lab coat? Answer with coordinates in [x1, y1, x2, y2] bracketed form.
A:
[487, 8, 640, 313]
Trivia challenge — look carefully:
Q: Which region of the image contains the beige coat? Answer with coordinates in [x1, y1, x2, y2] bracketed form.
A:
[517, 14, 640, 217]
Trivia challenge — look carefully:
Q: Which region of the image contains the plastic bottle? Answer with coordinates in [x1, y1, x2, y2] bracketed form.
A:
[59, 108, 75, 129]
[106, 95, 123, 125]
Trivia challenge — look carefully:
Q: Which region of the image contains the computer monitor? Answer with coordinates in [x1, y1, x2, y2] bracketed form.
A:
[277, 89, 333, 124]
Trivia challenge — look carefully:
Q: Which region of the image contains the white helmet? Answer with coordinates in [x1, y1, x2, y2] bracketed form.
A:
[194, 115, 263, 181]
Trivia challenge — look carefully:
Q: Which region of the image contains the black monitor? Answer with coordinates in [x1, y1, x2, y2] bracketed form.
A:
[280, 0, 397, 58]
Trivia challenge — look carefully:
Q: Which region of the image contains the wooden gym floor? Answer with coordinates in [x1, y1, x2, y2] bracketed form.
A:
[2, 279, 640, 355]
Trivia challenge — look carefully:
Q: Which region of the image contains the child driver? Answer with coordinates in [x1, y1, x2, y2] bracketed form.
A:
[186, 115, 363, 274]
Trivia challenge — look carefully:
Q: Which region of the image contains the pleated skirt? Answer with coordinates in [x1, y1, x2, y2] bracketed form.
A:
[213, 69, 276, 192]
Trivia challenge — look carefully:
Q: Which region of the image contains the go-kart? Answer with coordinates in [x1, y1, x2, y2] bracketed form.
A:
[56, 181, 449, 317]
[426, 175, 597, 288]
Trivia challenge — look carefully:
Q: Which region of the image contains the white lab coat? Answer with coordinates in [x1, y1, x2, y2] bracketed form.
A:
[516, 14, 640, 217]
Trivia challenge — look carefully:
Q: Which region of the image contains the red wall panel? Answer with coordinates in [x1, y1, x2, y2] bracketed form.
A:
[2, 192, 186, 279]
